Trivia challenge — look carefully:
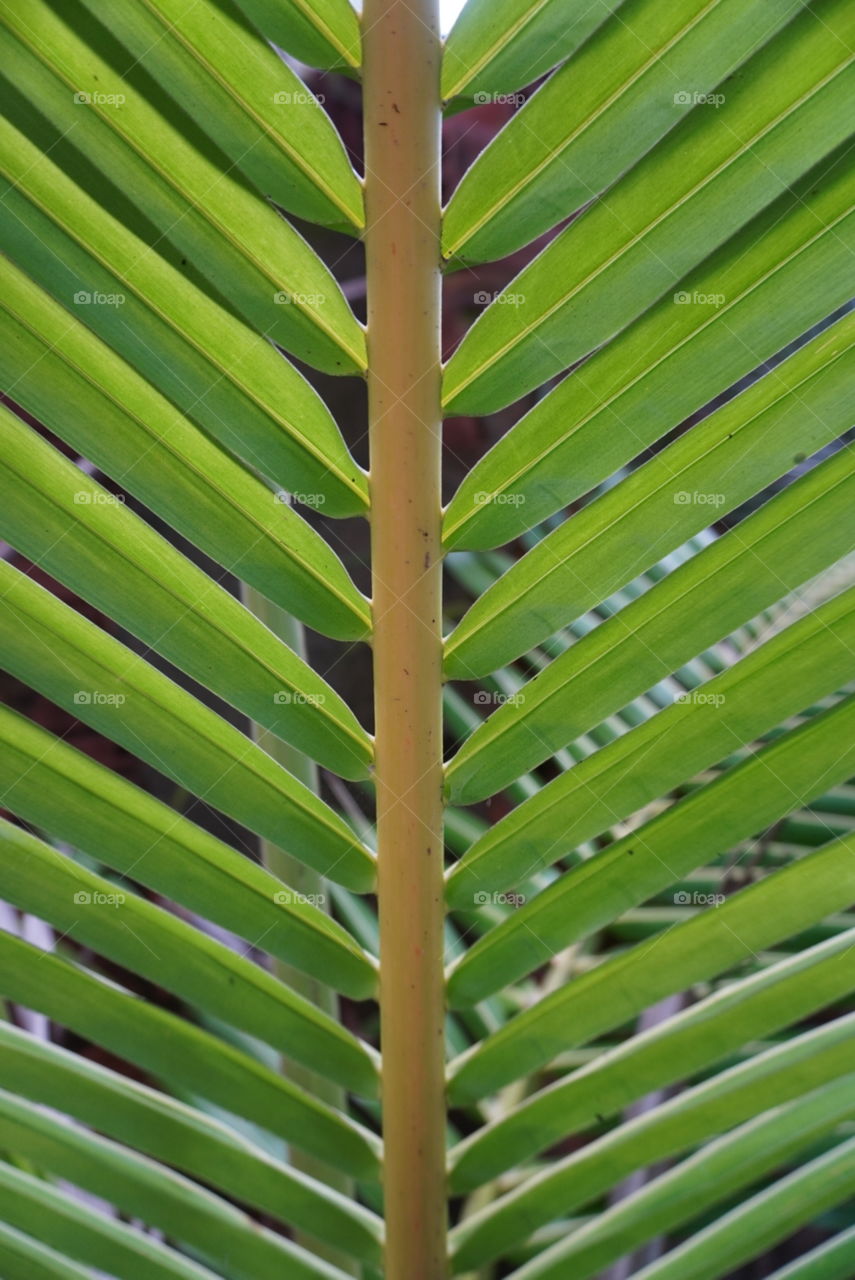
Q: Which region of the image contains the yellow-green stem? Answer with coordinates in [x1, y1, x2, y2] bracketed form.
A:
[363, 1, 447, 1275]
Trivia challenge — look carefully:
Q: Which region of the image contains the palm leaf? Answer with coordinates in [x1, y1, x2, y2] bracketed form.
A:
[1, 0, 852, 1275]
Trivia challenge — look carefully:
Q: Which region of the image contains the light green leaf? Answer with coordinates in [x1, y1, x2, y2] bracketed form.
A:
[0, 264, 370, 639]
[443, 138, 853, 550]
[450, 931, 855, 1204]
[0, 1159, 243, 1280]
[444, 314, 854, 678]
[442, 2, 854, 412]
[624, 1136, 855, 1280]
[0, 706, 377, 999]
[767, 1227, 855, 1280]
[449, 693, 855, 1007]
[0, 1221, 92, 1280]
[0, 1088, 367, 1278]
[0, 930, 381, 1182]
[70, 0, 364, 231]
[233, 0, 361, 71]
[447, 534, 854, 902]
[0, 194, 366, 512]
[0, 819, 378, 1097]
[0, 562, 375, 892]
[508, 1076, 855, 1280]
[0, 82, 365, 375]
[0, 406, 373, 779]
[445, 454, 855, 808]
[454, 1019, 855, 1256]
[441, 0, 619, 101]
[448, 825, 855, 1102]
[0, 1022, 382, 1263]
[443, 0, 805, 264]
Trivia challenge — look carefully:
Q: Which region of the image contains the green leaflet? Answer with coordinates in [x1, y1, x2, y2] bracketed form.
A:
[0, 562, 374, 892]
[446, 509, 854, 902]
[0, 1222, 92, 1280]
[0, 706, 376, 1000]
[461, 1030, 855, 1262]
[766, 1227, 855, 1280]
[448, 825, 855, 1101]
[0, 0, 851, 1271]
[0, 1089, 367, 1278]
[0, 930, 381, 1182]
[0, 1160, 244, 1280]
[508, 1076, 855, 1280]
[444, 313, 855, 677]
[445, 451, 855, 809]
[625, 1136, 855, 1280]
[0, 407, 373, 779]
[0, 184, 366, 512]
[0, 3, 365, 373]
[73, 0, 364, 231]
[0, 820, 378, 1098]
[444, 0, 807, 263]
[0, 264, 370, 640]
[441, 0, 619, 101]
[443, 143, 853, 549]
[450, 932, 855, 1205]
[449, 694, 855, 1006]
[442, 0, 855, 412]
[233, 0, 361, 71]
[0, 1023, 382, 1262]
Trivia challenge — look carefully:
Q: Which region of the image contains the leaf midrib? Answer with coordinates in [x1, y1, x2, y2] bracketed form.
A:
[287, 0, 360, 68]
[444, 0, 555, 100]
[139, 0, 364, 229]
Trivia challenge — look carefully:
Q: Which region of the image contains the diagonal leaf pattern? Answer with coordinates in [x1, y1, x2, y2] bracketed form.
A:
[1, 0, 853, 1274]
[443, 0, 854, 411]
